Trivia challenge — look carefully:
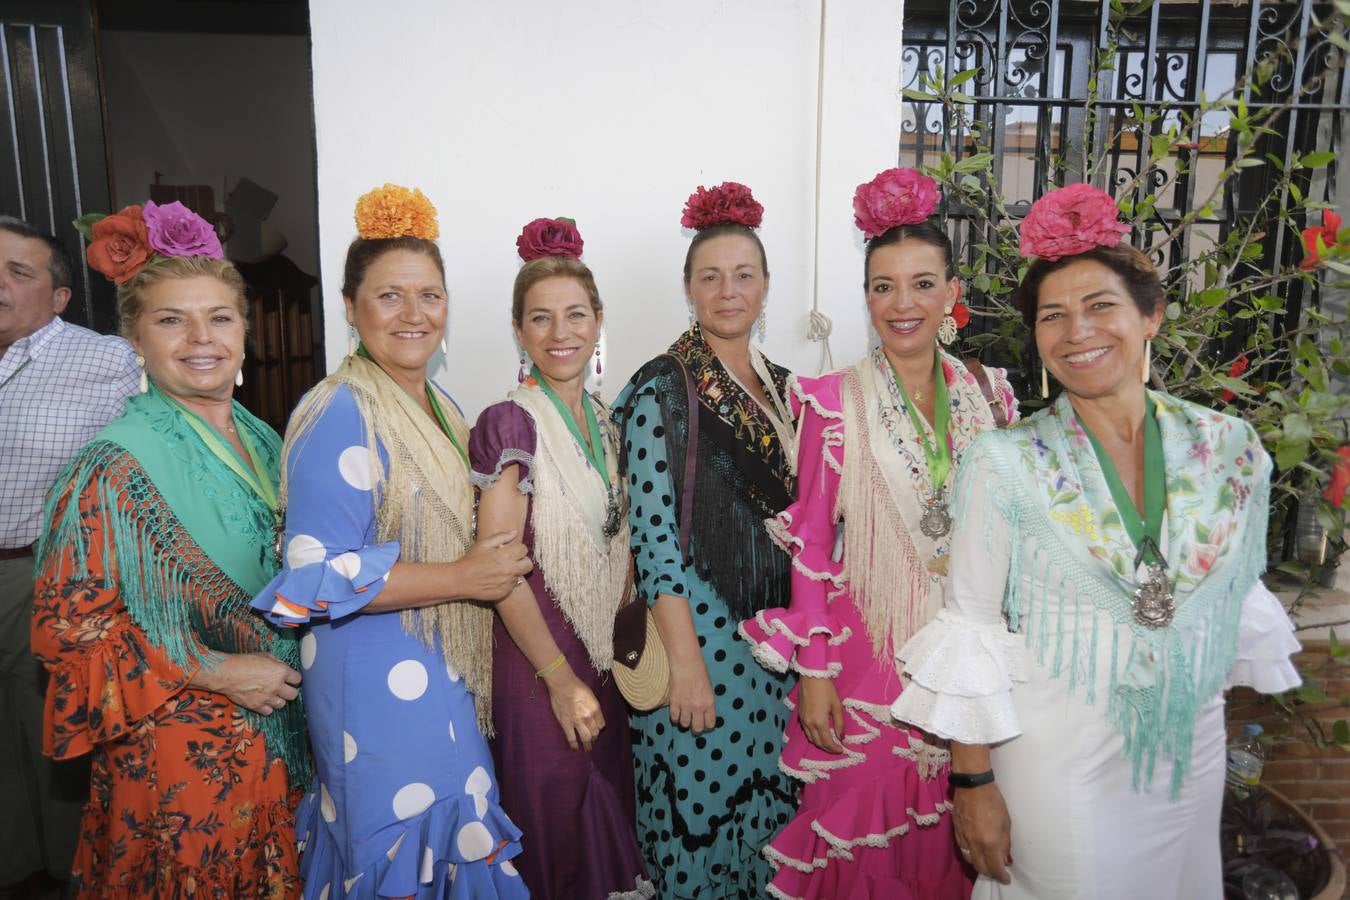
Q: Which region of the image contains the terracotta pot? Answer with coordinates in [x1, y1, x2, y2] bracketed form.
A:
[1263, 785, 1347, 900]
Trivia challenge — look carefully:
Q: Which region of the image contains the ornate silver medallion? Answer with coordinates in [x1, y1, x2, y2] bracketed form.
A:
[602, 486, 623, 538]
[1132, 562, 1175, 628]
[919, 492, 952, 539]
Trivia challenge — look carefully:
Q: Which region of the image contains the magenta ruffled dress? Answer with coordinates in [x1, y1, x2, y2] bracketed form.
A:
[740, 373, 972, 900]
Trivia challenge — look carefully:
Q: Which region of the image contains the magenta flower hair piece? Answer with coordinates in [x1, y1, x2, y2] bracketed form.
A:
[516, 217, 584, 262]
[852, 167, 941, 239]
[680, 182, 764, 231]
[1018, 183, 1130, 261]
[143, 200, 224, 260]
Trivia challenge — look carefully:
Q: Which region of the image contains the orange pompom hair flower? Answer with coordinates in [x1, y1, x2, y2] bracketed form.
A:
[354, 184, 439, 241]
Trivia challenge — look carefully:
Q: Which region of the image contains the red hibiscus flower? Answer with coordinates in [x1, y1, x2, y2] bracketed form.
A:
[1301, 211, 1342, 270]
[1325, 446, 1350, 509]
[1220, 354, 1249, 403]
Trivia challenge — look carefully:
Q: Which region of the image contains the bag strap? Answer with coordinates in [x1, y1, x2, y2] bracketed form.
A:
[964, 357, 1009, 428]
[662, 353, 700, 567]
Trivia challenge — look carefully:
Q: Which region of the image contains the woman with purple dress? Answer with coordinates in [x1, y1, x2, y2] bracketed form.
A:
[470, 217, 652, 899]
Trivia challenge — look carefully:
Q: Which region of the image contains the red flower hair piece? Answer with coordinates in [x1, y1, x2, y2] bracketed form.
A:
[517, 217, 584, 262]
[853, 167, 941, 238]
[681, 182, 763, 231]
[1018, 183, 1130, 261]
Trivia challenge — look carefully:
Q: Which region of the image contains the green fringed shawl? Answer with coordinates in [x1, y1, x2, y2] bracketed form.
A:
[958, 391, 1270, 798]
[35, 386, 310, 787]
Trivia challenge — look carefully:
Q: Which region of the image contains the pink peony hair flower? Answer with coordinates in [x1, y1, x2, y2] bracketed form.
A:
[516, 217, 584, 262]
[680, 182, 764, 231]
[853, 167, 941, 238]
[1018, 183, 1130, 261]
[143, 200, 224, 260]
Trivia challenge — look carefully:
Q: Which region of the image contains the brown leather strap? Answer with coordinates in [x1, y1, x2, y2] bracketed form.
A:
[0, 543, 34, 560]
[964, 357, 1010, 428]
[663, 353, 700, 567]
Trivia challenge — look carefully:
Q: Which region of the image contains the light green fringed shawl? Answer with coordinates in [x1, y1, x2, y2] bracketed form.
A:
[35, 385, 310, 787]
[959, 390, 1270, 797]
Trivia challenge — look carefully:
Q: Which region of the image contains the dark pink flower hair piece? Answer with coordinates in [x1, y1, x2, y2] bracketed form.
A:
[680, 182, 764, 231]
[516, 217, 584, 262]
[1018, 183, 1130, 261]
[852, 168, 941, 239]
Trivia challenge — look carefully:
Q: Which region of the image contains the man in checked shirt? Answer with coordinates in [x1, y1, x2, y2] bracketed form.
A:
[0, 216, 139, 894]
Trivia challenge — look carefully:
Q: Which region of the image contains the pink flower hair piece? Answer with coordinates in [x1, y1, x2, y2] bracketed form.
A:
[680, 182, 763, 231]
[853, 167, 941, 238]
[143, 200, 224, 259]
[1018, 183, 1130, 261]
[516, 217, 584, 262]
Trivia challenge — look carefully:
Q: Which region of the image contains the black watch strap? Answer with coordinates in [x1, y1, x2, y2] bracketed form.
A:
[948, 769, 996, 789]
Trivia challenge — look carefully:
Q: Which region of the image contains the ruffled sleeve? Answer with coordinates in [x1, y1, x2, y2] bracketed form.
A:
[252, 385, 400, 626]
[618, 376, 693, 605]
[740, 374, 850, 678]
[1226, 580, 1301, 693]
[31, 460, 195, 760]
[890, 436, 1027, 744]
[469, 400, 537, 494]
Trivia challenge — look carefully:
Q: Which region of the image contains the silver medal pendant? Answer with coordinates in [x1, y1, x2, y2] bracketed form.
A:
[919, 492, 952, 539]
[602, 486, 622, 538]
[1132, 561, 1175, 629]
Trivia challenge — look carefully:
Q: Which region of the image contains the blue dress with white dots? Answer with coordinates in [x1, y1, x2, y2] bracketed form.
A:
[253, 385, 528, 900]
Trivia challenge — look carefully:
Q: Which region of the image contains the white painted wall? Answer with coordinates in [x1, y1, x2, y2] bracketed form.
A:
[101, 31, 321, 281]
[309, 0, 903, 417]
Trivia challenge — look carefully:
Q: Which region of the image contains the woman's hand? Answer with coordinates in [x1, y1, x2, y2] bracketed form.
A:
[193, 652, 301, 716]
[953, 782, 1013, 884]
[454, 530, 532, 602]
[668, 655, 717, 734]
[797, 675, 845, 753]
[545, 671, 606, 751]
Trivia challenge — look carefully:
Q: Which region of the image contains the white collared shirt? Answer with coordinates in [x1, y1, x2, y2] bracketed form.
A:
[0, 316, 139, 547]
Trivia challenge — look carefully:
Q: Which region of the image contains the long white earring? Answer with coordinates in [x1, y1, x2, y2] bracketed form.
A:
[757, 310, 767, 342]
[347, 325, 357, 357]
[137, 355, 148, 394]
[236, 354, 244, 388]
[1142, 338, 1152, 385]
[1041, 362, 1050, 400]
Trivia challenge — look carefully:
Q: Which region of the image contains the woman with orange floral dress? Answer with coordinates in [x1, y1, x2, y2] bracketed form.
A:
[31, 202, 308, 898]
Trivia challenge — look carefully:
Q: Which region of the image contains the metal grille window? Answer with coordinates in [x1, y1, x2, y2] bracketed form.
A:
[900, 0, 1349, 337]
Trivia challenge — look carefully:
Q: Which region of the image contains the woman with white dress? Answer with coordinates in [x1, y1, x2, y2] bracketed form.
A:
[890, 183, 1301, 900]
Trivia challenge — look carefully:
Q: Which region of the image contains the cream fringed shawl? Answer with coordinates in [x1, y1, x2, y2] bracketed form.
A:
[836, 348, 1006, 659]
[281, 354, 495, 733]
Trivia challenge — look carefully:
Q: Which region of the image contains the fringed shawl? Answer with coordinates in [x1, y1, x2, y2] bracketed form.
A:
[35, 387, 310, 785]
[281, 354, 495, 734]
[965, 391, 1271, 796]
[615, 326, 795, 620]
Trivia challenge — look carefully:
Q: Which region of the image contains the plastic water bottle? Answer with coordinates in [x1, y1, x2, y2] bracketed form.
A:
[1226, 723, 1265, 797]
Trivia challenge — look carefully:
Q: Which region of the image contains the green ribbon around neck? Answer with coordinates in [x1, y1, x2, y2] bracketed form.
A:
[532, 365, 607, 477]
[1077, 394, 1167, 564]
[160, 389, 278, 512]
[889, 351, 954, 494]
[356, 343, 468, 466]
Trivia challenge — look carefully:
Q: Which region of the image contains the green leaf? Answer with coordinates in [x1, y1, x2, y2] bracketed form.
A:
[72, 213, 106, 241]
[949, 68, 979, 88]
[901, 88, 938, 102]
[1334, 719, 1350, 747]
[1275, 413, 1312, 469]
[1235, 157, 1265, 169]
[1193, 287, 1228, 307]
[1300, 681, 1330, 703]
[1214, 375, 1256, 397]
[1302, 151, 1336, 168]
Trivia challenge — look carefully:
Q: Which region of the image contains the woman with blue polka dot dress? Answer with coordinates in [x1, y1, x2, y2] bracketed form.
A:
[252, 185, 533, 899]
[614, 183, 798, 898]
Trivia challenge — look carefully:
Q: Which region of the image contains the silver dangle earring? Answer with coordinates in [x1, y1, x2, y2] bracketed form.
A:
[1142, 338, 1152, 385]
[688, 305, 696, 328]
[1041, 361, 1050, 400]
[757, 310, 767, 342]
[937, 312, 958, 346]
[347, 325, 357, 357]
[442, 331, 450, 359]
[136, 355, 148, 394]
[594, 343, 602, 376]
[236, 354, 244, 388]
[518, 351, 528, 383]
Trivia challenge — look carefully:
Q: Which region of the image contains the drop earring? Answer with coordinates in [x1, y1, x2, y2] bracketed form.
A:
[1142, 338, 1152, 385]
[236, 354, 244, 388]
[594, 343, 602, 376]
[757, 310, 767, 342]
[937, 312, 958, 346]
[1041, 361, 1050, 400]
[347, 325, 357, 357]
[518, 351, 528, 383]
[136, 355, 148, 394]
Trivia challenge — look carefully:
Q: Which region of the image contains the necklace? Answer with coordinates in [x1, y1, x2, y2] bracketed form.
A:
[1077, 395, 1172, 628]
[532, 366, 623, 537]
[888, 351, 953, 539]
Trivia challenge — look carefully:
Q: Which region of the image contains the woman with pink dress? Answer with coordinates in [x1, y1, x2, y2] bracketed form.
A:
[740, 168, 1016, 899]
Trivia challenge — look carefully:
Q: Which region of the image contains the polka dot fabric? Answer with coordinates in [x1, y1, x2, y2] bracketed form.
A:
[253, 385, 526, 899]
[619, 377, 796, 899]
